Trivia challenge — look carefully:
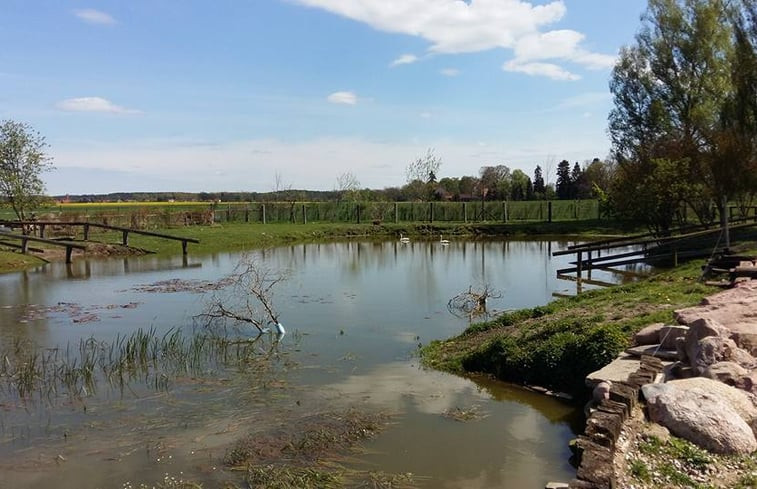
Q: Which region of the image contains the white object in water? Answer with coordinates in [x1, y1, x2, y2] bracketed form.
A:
[440, 234, 450, 245]
[399, 233, 410, 243]
[274, 322, 286, 335]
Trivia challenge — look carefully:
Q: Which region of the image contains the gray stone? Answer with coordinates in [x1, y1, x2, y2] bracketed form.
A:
[592, 381, 611, 403]
[702, 361, 750, 386]
[625, 344, 679, 360]
[691, 336, 755, 373]
[659, 325, 689, 350]
[684, 318, 731, 366]
[586, 354, 640, 387]
[668, 377, 757, 425]
[633, 323, 665, 346]
[643, 381, 757, 454]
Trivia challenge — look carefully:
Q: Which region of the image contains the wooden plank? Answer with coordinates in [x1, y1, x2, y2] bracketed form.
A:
[0, 230, 86, 249]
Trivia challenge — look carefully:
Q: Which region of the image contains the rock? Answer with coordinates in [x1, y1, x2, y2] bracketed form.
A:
[586, 354, 640, 387]
[702, 361, 750, 386]
[633, 323, 665, 346]
[625, 344, 679, 361]
[683, 318, 731, 368]
[592, 381, 611, 403]
[668, 378, 757, 425]
[659, 325, 688, 350]
[675, 282, 757, 355]
[642, 382, 757, 454]
[691, 336, 756, 373]
[641, 422, 671, 444]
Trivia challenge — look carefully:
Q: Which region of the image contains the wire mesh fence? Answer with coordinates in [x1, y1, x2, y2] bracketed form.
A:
[1, 200, 606, 228]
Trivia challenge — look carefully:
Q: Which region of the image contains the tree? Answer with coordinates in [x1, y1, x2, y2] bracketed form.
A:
[478, 165, 511, 200]
[555, 160, 572, 199]
[336, 171, 361, 201]
[510, 169, 533, 201]
[405, 148, 442, 200]
[0, 120, 53, 221]
[609, 0, 757, 243]
[533, 165, 546, 197]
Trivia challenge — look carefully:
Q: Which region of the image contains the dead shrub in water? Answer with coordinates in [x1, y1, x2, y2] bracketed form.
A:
[198, 253, 288, 335]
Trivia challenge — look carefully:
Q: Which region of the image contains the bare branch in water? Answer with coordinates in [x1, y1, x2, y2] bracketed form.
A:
[197, 253, 288, 335]
[448, 284, 502, 319]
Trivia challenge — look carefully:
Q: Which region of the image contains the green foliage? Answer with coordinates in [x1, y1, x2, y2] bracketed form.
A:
[608, 0, 757, 239]
[0, 120, 54, 220]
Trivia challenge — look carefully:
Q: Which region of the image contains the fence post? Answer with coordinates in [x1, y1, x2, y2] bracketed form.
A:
[84, 223, 90, 240]
[245, 205, 249, 223]
[548, 201, 553, 223]
[302, 204, 307, 224]
[262, 204, 266, 224]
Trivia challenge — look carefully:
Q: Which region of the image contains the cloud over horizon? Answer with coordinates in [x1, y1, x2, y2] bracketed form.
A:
[56, 97, 140, 114]
[293, 0, 615, 80]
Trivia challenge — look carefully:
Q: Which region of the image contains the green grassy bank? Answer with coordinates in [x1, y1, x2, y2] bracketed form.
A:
[420, 258, 719, 397]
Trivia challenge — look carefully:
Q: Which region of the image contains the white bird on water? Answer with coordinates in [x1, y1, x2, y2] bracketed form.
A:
[399, 233, 410, 243]
[440, 234, 450, 246]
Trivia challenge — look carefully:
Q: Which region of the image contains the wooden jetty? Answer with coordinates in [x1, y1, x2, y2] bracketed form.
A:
[0, 228, 86, 263]
[553, 221, 757, 287]
[0, 220, 200, 262]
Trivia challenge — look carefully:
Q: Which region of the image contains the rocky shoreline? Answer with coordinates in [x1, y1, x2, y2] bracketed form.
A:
[553, 278, 757, 488]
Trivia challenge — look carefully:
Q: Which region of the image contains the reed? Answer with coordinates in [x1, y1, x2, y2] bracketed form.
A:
[0, 328, 287, 407]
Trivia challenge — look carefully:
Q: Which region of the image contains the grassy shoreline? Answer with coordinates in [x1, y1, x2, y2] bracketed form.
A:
[420, 258, 718, 398]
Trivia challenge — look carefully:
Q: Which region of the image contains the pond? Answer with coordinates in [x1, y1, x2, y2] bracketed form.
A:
[0, 238, 640, 488]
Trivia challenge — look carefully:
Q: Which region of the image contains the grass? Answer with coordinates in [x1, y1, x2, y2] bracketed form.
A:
[420, 257, 717, 396]
[221, 409, 421, 489]
[0, 327, 290, 405]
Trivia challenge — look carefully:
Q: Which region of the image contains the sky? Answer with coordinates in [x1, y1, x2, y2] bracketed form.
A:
[1, 0, 649, 195]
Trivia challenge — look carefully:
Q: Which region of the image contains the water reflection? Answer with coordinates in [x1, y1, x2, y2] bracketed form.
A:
[0, 238, 646, 489]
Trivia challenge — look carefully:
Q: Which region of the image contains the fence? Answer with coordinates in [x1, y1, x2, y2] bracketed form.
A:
[0, 200, 605, 228]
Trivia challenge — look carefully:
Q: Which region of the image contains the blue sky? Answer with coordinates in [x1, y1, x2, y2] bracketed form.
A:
[1, 0, 648, 195]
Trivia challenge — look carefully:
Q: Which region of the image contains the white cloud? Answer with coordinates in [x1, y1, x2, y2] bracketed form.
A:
[390, 54, 418, 67]
[74, 9, 116, 25]
[440, 68, 460, 77]
[503, 60, 579, 81]
[56, 97, 140, 114]
[419, 111, 432, 118]
[293, 0, 614, 79]
[327, 91, 358, 105]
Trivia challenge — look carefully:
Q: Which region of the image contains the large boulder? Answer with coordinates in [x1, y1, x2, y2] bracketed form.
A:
[691, 336, 756, 373]
[642, 381, 757, 454]
[667, 378, 757, 424]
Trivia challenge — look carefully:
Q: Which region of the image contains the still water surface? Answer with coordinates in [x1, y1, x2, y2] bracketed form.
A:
[0, 239, 635, 488]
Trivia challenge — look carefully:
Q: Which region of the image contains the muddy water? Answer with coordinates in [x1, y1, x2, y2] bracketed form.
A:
[0, 239, 639, 488]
